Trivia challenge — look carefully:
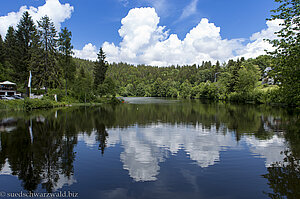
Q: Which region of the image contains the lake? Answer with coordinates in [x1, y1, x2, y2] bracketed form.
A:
[0, 98, 299, 199]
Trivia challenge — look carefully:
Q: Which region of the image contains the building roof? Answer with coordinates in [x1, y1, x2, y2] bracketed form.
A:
[0, 81, 16, 85]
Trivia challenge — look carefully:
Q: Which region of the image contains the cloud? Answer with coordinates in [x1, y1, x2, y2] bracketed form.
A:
[235, 19, 282, 59]
[179, 0, 199, 20]
[102, 7, 242, 66]
[77, 7, 281, 65]
[105, 124, 237, 181]
[74, 43, 98, 61]
[0, 0, 74, 37]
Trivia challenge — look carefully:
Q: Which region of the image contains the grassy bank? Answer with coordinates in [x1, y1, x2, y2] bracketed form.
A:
[0, 96, 122, 111]
[0, 98, 66, 111]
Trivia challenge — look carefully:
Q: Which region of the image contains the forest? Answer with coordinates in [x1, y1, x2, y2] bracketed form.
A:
[0, 0, 299, 106]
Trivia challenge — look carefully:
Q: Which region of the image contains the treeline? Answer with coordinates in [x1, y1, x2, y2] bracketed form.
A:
[106, 56, 283, 104]
[0, 11, 109, 103]
[0, 0, 298, 106]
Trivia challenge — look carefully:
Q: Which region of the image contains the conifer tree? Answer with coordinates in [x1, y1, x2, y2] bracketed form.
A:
[58, 27, 75, 96]
[37, 15, 59, 92]
[4, 26, 18, 71]
[0, 35, 5, 65]
[15, 11, 37, 86]
[29, 29, 44, 88]
[94, 48, 108, 89]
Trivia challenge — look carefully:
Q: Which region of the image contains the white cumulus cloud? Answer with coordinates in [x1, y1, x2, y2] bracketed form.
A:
[76, 7, 281, 66]
[235, 19, 282, 59]
[0, 0, 74, 37]
[102, 7, 243, 66]
[74, 43, 98, 61]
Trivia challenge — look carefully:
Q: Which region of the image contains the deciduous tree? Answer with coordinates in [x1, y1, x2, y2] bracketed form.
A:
[268, 0, 300, 105]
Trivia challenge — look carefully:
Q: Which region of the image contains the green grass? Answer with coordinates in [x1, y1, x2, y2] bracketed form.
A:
[0, 96, 122, 111]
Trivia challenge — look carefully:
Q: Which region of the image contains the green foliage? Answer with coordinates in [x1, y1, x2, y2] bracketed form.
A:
[4, 26, 19, 81]
[60, 95, 79, 104]
[192, 82, 219, 99]
[13, 11, 37, 87]
[97, 77, 116, 97]
[179, 80, 192, 98]
[235, 64, 261, 94]
[267, 0, 300, 106]
[103, 56, 296, 105]
[72, 68, 93, 102]
[94, 48, 108, 89]
[58, 27, 75, 96]
[136, 83, 146, 96]
[36, 15, 60, 91]
[47, 88, 65, 101]
[0, 35, 5, 64]
[23, 98, 63, 111]
[124, 83, 135, 96]
[0, 99, 24, 110]
[253, 86, 281, 104]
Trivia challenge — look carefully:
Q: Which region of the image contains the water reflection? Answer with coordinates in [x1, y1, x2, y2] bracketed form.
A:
[106, 125, 236, 181]
[262, 150, 300, 198]
[0, 110, 77, 192]
[245, 134, 286, 167]
[0, 100, 298, 198]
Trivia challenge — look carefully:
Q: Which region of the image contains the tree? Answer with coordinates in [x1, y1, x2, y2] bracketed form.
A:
[268, 0, 300, 105]
[94, 48, 108, 89]
[4, 26, 18, 72]
[29, 29, 44, 88]
[180, 80, 192, 98]
[15, 11, 37, 86]
[37, 15, 59, 92]
[235, 64, 261, 94]
[97, 77, 116, 97]
[0, 35, 4, 65]
[73, 67, 93, 102]
[58, 27, 75, 96]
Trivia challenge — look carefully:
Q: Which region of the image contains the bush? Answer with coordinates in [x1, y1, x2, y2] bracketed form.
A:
[60, 95, 79, 104]
[253, 86, 281, 104]
[0, 100, 24, 110]
[228, 92, 247, 102]
[47, 89, 65, 101]
[23, 98, 57, 110]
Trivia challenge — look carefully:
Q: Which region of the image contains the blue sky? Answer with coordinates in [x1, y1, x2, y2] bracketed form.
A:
[0, 0, 281, 66]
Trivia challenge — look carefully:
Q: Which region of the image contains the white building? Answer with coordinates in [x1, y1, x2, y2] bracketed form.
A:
[0, 81, 17, 96]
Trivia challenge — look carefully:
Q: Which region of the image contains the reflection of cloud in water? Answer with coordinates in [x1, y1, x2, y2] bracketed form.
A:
[0, 159, 12, 175]
[78, 124, 287, 182]
[107, 123, 237, 181]
[78, 131, 98, 147]
[244, 135, 286, 167]
[41, 173, 77, 192]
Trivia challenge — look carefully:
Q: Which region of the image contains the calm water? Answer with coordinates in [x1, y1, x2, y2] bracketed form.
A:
[0, 98, 299, 199]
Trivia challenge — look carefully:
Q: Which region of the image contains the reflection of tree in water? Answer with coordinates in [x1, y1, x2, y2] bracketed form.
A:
[262, 150, 300, 199]
[262, 116, 300, 198]
[92, 106, 115, 155]
[96, 123, 108, 155]
[0, 102, 297, 192]
[0, 113, 78, 193]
